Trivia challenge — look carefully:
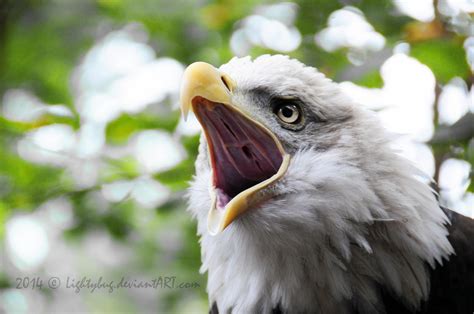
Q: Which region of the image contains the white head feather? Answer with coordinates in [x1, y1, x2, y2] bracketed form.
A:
[187, 55, 453, 314]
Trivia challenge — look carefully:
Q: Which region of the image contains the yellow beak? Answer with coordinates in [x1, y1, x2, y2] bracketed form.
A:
[180, 62, 290, 235]
[180, 62, 235, 121]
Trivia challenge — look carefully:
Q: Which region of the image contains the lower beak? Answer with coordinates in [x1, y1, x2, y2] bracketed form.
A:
[180, 62, 290, 235]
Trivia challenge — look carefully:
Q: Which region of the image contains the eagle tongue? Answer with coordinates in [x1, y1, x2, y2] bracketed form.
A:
[192, 97, 283, 208]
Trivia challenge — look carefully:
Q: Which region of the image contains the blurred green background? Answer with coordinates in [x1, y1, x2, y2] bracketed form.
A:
[0, 0, 473, 313]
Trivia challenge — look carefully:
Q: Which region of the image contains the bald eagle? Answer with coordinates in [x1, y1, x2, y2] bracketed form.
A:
[180, 55, 474, 314]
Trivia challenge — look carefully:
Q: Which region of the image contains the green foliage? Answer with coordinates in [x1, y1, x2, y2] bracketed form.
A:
[107, 111, 181, 144]
[357, 70, 384, 88]
[411, 39, 470, 83]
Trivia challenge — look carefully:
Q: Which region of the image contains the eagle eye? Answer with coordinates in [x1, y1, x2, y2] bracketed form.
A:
[277, 104, 299, 123]
[272, 99, 304, 130]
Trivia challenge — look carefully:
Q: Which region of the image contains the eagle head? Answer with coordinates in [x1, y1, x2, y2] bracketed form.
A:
[180, 55, 453, 313]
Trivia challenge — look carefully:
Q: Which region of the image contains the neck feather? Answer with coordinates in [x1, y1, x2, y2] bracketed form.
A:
[190, 145, 453, 314]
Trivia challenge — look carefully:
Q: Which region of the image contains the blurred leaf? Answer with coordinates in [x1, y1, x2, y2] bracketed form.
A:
[356, 70, 384, 88]
[102, 203, 134, 239]
[1, 2, 95, 104]
[411, 39, 470, 83]
[155, 161, 194, 191]
[0, 136, 67, 211]
[0, 202, 9, 238]
[181, 134, 200, 154]
[103, 157, 140, 181]
[106, 111, 180, 145]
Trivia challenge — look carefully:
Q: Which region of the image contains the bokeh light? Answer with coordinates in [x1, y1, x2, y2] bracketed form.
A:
[6, 215, 49, 271]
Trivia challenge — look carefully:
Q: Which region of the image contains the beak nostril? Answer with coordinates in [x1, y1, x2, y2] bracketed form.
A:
[221, 75, 232, 93]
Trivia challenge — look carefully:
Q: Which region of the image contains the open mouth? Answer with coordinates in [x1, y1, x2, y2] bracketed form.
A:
[192, 96, 284, 211]
[180, 61, 290, 234]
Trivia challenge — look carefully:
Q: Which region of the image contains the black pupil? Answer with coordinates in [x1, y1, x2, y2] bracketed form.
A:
[281, 106, 294, 118]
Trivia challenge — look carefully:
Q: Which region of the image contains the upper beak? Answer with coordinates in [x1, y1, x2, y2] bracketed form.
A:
[180, 62, 235, 121]
[180, 62, 290, 235]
